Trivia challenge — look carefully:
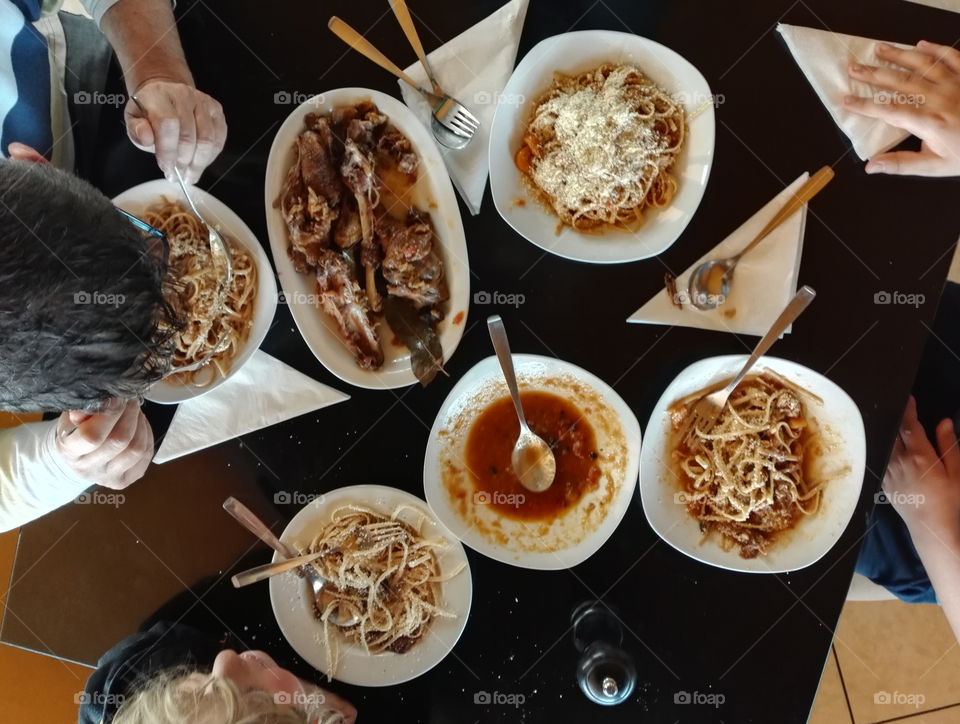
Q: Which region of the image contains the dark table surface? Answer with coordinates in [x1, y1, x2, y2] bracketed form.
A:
[5, 0, 960, 722]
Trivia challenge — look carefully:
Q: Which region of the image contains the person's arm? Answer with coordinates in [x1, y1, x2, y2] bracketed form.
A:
[83, 0, 227, 182]
[0, 399, 155, 532]
[843, 40, 960, 176]
[0, 421, 90, 532]
[883, 397, 960, 639]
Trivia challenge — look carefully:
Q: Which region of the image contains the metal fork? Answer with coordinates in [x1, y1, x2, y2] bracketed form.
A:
[327, 15, 480, 146]
[682, 286, 817, 443]
[222, 497, 359, 626]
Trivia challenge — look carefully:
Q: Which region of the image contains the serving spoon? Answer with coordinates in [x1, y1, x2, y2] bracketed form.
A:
[487, 315, 557, 493]
[687, 166, 834, 310]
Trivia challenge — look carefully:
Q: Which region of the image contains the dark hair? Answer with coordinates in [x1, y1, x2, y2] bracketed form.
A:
[0, 160, 178, 412]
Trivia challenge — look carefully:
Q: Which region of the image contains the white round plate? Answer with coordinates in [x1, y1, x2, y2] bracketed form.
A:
[489, 30, 716, 264]
[269, 484, 472, 686]
[113, 180, 278, 404]
[639, 355, 866, 573]
[424, 354, 641, 570]
[264, 88, 470, 389]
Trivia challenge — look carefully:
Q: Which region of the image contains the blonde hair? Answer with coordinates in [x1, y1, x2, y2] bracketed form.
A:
[111, 666, 346, 724]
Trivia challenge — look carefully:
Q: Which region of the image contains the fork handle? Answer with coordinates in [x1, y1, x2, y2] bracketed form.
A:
[223, 497, 296, 559]
[735, 166, 835, 261]
[724, 286, 817, 394]
[388, 0, 443, 95]
[328, 16, 430, 97]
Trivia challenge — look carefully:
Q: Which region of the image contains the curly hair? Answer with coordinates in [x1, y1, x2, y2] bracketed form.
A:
[112, 666, 347, 724]
[0, 159, 179, 412]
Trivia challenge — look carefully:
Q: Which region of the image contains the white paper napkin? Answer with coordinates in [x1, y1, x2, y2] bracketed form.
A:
[627, 173, 809, 336]
[154, 350, 349, 463]
[777, 23, 911, 160]
[398, 0, 530, 215]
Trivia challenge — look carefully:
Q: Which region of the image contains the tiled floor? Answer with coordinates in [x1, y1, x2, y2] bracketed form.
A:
[810, 600, 960, 724]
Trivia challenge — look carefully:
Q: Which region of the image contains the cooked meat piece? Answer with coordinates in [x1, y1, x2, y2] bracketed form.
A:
[314, 249, 383, 369]
[298, 128, 342, 209]
[333, 197, 363, 249]
[376, 210, 448, 310]
[377, 128, 419, 177]
[341, 138, 381, 310]
[346, 111, 387, 148]
[276, 142, 335, 272]
[330, 106, 358, 143]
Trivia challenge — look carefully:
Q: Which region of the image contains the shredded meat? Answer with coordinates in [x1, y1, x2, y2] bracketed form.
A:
[376, 210, 448, 311]
[314, 249, 383, 369]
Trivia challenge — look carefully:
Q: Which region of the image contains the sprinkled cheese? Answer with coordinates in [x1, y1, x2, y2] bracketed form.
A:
[527, 65, 679, 218]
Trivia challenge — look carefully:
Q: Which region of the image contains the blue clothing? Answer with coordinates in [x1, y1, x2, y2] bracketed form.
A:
[855, 499, 937, 603]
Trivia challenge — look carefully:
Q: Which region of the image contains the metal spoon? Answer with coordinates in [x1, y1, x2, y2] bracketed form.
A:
[222, 497, 358, 626]
[688, 166, 834, 310]
[486, 315, 557, 493]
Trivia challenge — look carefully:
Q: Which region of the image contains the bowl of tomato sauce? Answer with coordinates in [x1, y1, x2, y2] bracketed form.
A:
[423, 354, 641, 569]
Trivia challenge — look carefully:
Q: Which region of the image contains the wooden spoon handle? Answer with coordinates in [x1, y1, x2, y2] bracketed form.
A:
[389, 0, 442, 95]
[737, 165, 835, 260]
[328, 16, 425, 92]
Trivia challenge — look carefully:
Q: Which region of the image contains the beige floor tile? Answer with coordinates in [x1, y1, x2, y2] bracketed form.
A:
[809, 647, 852, 724]
[833, 600, 960, 723]
[948, 239, 960, 285]
[885, 703, 960, 723]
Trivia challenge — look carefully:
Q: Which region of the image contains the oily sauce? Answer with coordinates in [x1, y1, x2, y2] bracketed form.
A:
[465, 391, 601, 521]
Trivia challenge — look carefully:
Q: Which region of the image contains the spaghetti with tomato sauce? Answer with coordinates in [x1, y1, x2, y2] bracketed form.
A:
[465, 391, 601, 521]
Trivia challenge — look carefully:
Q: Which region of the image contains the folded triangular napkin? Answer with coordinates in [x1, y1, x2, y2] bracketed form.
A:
[154, 350, 349, 463]
[398, 0, 530, 215]
[627, 173, 809, 336]
[777, 23, 911, 160]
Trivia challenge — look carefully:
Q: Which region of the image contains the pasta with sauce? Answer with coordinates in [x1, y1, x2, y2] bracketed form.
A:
[515, 63, 685, 232]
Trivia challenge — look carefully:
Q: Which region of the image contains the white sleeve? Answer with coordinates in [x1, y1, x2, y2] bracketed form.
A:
[0, 421, 91, 532]
[77, 0, 176, 27]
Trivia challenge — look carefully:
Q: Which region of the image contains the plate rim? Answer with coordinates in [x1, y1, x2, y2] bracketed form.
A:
[423, 353, 642, 570]
[488, 29, 716, 264]
[268, 483, 473, 686]
[112, 179, 278, 404]
[263, 87, 470, 390]
[638, 354, 867, 573]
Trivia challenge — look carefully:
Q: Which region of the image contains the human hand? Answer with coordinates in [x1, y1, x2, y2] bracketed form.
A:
[55, 398, 154, 490]
[844, 40, 960, 176]
[124, 79, 227, 183]
[882, 396, 960, 538]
